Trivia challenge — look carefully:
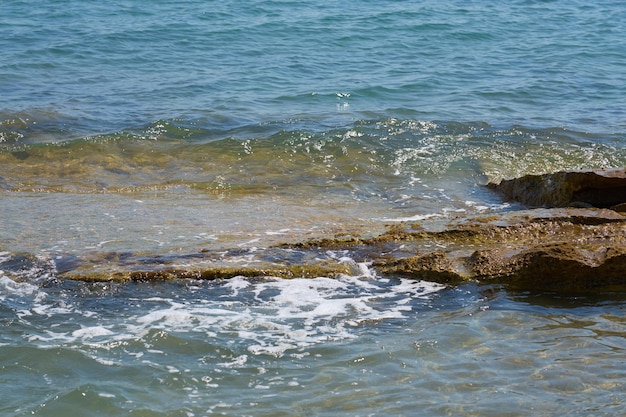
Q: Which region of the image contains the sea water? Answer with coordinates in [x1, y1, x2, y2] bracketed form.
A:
[1, 0, 626, 415]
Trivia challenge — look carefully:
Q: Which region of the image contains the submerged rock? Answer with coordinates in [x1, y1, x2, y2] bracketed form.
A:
[49, 169, 626, 293]
[56, 208, 626, 292]
[60, 259, 356, 282]
[487, 168, 626, 210]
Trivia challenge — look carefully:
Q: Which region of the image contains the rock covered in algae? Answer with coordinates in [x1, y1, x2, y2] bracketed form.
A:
[59, 260, 356, 282]
[51, 168, 626, 293]
[56, 209, 626, 292]
[371, 208, 626, 291]
[487, 168, 626, 210]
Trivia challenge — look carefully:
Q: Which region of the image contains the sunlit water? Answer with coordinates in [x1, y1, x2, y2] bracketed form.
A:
[2, 0, 626, 415]
[2, 272, 625, 416]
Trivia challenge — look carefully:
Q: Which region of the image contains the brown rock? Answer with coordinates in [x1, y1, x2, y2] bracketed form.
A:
[487, 168, 626, 209]
[374, 251, 465, 284]
[52, 165, 626, 293]
[611, 202, 626, 213]
[371, 208, 626, 291]
[507, 243, 626, 290]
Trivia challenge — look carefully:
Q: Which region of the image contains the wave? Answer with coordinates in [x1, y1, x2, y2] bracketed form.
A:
[1, 117, 624, 194]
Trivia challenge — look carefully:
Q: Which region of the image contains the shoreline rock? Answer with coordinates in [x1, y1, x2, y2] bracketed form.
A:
[374, 216, 626, 291]
[303, 207, 626, 291]
[21, 169, 626, 293]
[487, 167, 626, 210]
[48, 208, 626, 292]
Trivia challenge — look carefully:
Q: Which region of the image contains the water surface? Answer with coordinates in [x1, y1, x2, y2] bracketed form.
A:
[1, 0, 626, 415]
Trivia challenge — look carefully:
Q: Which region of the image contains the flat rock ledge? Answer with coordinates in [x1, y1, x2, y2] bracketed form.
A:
[285, 168, 626, 292]
[368, 168, 626, 291]
[56, 208, 626, 292]
[50, 169, 626, 293]
[368, 208, 626, 291]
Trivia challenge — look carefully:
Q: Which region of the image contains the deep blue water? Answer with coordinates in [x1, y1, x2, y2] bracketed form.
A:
[1, 1, 626, 416]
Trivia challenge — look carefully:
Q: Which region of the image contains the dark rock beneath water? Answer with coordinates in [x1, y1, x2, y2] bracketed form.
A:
[487, 168, 626, 209]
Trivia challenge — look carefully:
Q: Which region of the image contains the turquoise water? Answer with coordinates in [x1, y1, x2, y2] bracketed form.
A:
[2, 0, 626, 415]
[2, 0, 626, 136]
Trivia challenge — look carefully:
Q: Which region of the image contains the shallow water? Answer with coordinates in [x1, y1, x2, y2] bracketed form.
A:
[2, 274, 625, 416]
[2, 0, 626, 415]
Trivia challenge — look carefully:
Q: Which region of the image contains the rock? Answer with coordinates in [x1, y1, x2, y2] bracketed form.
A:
[60, 260, 356, 282]
[55, 207, 626, 292]
[53, 169, 626, 293]
[487, 168, 626, 208]
[366, 208, 626, 291]
[376, 251, 465, 285]
[611, 202, 626, 213]
[502, 243, 626, 290]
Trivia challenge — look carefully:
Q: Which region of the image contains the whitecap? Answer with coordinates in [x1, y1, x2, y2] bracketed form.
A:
[72, 326, 114, 339]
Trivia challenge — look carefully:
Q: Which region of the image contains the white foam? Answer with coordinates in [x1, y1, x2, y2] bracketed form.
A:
[72, 326, 114, 339]
[9, 261, 445, 360]
[222, 276, 251, 295]
[0, 276, 40, 297]
[465, 200, 512, 212]
[237, 238, 261, 247]
[265, 228, 291, 236]
[380, 213, 442, 222]
[218, 354, 248, 368]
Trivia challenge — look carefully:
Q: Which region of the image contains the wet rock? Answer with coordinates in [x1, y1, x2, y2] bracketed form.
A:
[611, 202, 626, 213]
[60, 260, 356, 282]
[376, 251, 465, 285]
[52, 207, 626, 292]
[501, 243, 626, 290]
[371, 208, 626, 291]
[49, 170, 626, 293]
[487, 168, 626, 209]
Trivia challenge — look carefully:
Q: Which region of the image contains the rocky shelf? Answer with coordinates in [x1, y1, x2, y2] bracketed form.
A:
[371, 208, 626, 291]
[46, 169, 626, 292]
[487, 167, 626, 211]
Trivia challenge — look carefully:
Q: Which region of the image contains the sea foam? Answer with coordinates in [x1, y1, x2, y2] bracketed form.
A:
[7, 261, 444, 360]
